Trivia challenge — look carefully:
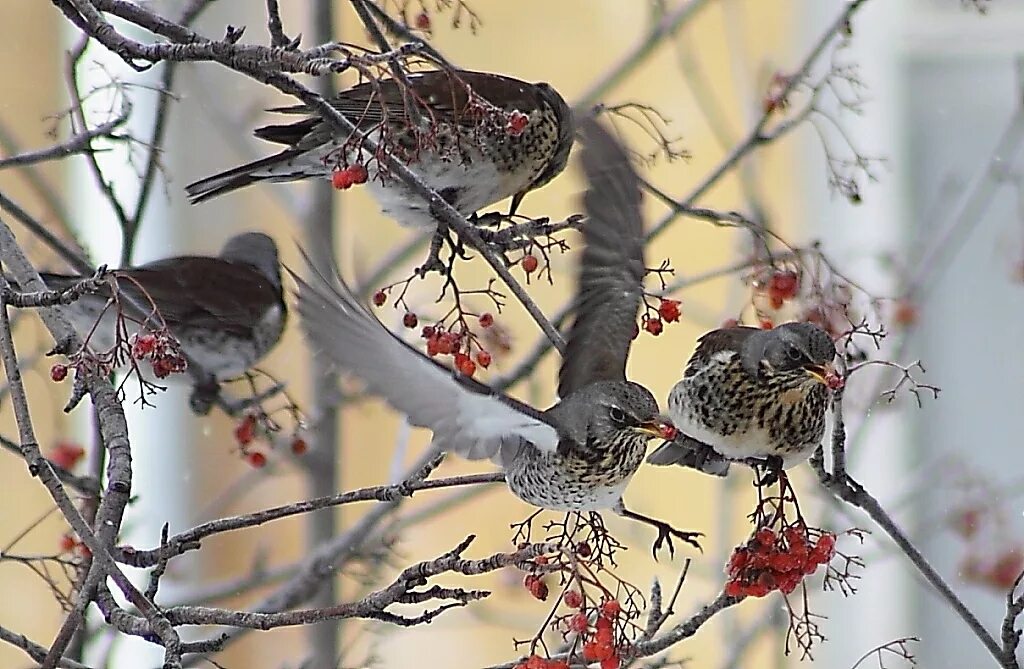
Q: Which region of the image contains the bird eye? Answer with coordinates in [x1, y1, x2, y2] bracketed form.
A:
[786, 344, 803, 361]
[609, 406, 627, 425]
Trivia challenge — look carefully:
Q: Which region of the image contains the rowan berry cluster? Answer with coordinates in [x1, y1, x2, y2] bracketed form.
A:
[130, 331, 188, 379]
[639, 298, 682, 337]
[331, 164, 368, 190]
[724, 525, 837, 598]
[233, 413, 308, 468]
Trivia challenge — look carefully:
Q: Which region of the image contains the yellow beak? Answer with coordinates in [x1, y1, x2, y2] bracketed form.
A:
[636, 416, 678, 440]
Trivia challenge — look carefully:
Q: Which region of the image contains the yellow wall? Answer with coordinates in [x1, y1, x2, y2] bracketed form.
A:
[0, 2, 800, 667]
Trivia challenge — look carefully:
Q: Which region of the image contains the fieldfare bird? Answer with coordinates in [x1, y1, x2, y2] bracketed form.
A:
[294, 117, 700, 555]
[30, 232, 286, 410]
[647, 322, 838, 477]
[186, 69, 574, 229]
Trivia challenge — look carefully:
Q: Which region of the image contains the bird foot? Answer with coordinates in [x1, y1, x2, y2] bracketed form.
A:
[470, 210, 506, 227]
[748, 455, 784, 487]
[613, 501, 702, 560]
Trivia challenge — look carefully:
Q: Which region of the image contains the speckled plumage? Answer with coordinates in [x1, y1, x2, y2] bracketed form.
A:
[649, 323, 836, 474]
[186, 70, 573, 228]
[505, 381, 659, 511]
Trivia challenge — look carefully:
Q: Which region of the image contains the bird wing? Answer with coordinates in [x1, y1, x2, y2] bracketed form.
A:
[291, 251, 560, 465]
[255, 70, 549, 147]
[689, 326, 763, 378]
[558, 117, 645, 397]
[116, 258, 279, 337]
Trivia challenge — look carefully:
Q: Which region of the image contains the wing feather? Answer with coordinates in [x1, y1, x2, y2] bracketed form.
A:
[292, 251, 560, 465]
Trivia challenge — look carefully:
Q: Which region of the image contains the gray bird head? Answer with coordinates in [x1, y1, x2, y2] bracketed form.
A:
[550, 380, 676, 444]
[740, 322, 837, 384]
[220, 233, 281, 288]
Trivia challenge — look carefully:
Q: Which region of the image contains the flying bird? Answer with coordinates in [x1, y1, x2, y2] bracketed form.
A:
[647, 322, 838, 477]
[27, 232, 286, 412]
[294, 117, 700, 556]
[186, 69, 574, 229]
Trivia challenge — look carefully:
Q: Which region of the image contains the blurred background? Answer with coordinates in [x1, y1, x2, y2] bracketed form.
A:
[1, 1, 1023, 667]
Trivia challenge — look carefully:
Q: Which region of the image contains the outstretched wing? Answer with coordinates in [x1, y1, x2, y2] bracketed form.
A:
[558, 117, 645, 398]
[292, 251, 560, 465]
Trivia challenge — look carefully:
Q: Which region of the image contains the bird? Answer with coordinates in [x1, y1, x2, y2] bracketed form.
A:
[646, 322, 838, 478]
[185, 69, 574, 229]
[293, 117, 701, 556]
[27, 232, 286, 412]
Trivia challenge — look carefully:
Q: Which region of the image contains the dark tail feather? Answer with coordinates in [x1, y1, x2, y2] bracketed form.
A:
[185, 150, 302, 204]
[646, 435, 731, 477]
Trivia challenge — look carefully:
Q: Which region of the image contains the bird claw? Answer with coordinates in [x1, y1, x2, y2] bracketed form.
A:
[650, 523, 703, 560]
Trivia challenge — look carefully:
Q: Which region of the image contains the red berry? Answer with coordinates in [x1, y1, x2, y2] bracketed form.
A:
[658, 298, 681, 323]
[755, 528, 776, 547]
[595, 614, 612, 632]
[779, 573, 802, 595]
[529, 579, 549, 600]
[478, 312, 494, 328]
[331, 169, 353, 190]
[507, 110, 529, 136]
[747, 582, 771, 598]
[987, 548, 1024, 589]
[564, 590, 583, 609]
[372, 290, 387, 307]
[548, 662, 569, 669]
[402, 312, 418, 328]
[951, 508, 983, 539]
[421, 325, 436, 339]
[59, 534, 77, 553]
[426, 335, 441, 357]
[569, 611, 588, 631]
[348, 164, 368, 185]
[576, 542, 592, 558]
[454, 353, 476, 377]
[521, 253, 539, 273]
[475, 350, 492, 368]
[759, 319, 774, 330]
[290, 437, 308, 455]
[525, 656, 545, 669]
[724, 579, 745, 597]
[50, 363, 68, 382]
[825, 370, 846, 390]
[436, 332, 457, 355]
[246, 451, 267, 468]
[600, 657, 621, 669]
[727, 548, 750, 576]
[582, 642, 601, 661]
[600, 599, 622, 619]
[768, 271, 799, 299]
[893, 299, 918, 327]
[49, 441, 85, 470]
[414, 11, 431, 30]
[644, 317, 663, 336]
[534, 556, 548, 565]
[234, 416, 257, 446]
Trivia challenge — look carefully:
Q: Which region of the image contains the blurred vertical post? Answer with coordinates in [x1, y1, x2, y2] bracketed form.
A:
[304, 2, 342, 667]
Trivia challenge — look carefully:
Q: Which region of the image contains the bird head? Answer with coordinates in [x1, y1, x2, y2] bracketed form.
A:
[562, 380, 676, 442]
[745, 322, 838, 385]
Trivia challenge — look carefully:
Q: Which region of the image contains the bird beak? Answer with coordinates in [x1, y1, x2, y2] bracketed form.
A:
[636, 415, 678, 441]
[803, 362, 835, 384]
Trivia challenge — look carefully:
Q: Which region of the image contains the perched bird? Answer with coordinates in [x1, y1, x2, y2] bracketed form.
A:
[186, 69, 574, 228]
[647, 322, 838, 477]
[29, 233, 286, 411]
[294, 117, 700, 555]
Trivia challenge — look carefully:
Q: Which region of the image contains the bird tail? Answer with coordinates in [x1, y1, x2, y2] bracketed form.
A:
[185, 149, 307, 204]
[646, 435, 731, 477]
